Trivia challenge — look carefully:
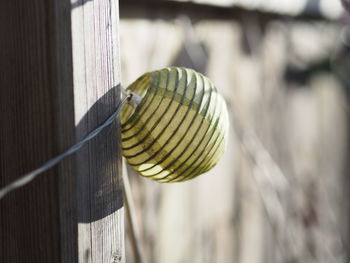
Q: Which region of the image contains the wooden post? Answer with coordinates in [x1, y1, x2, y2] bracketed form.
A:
[0, 0, 124, 262]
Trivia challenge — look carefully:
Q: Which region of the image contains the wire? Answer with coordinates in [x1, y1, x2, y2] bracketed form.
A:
[0, 94, 130, 200]
[122, 160, 145, 263]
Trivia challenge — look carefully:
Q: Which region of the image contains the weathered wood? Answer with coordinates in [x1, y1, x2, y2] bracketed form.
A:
[0, 1, 74, 262]
[71, 0, 124, 262]
[0, 0, 124, 262]
[120, 0, 331, 21]
[120, 18, 348, 263]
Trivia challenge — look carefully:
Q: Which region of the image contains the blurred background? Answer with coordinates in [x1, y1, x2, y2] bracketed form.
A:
[119, 0, 349, 262]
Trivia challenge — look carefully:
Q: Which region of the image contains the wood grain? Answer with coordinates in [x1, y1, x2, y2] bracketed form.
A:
[0, 0, 124, 262]
[71, 0, 124, 262]
[0, 0, 73, 262]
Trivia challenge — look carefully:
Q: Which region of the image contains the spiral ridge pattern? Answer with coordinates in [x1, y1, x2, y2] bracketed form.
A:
[120, 67, 229, 182]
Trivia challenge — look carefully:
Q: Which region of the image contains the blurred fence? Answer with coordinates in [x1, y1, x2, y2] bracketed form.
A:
[120, 4, 349, 262]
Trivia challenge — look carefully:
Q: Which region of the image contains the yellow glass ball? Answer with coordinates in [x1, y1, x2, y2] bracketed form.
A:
[120, 67, 229, 182]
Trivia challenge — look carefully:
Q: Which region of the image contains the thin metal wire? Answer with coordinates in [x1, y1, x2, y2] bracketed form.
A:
[0, 94, 130, 200]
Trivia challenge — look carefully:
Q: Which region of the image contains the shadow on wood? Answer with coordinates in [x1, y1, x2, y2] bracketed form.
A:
[75, 85, 123, 223]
